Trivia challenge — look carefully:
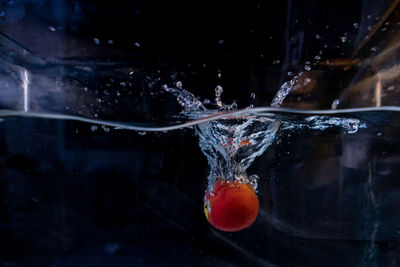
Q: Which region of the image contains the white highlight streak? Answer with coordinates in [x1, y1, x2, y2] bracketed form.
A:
[22, 69, 30, 112]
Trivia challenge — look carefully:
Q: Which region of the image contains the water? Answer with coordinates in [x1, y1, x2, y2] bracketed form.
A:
[1, 106, 399, 265]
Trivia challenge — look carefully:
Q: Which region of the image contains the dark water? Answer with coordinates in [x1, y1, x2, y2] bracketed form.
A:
[0, 109, 399, 266]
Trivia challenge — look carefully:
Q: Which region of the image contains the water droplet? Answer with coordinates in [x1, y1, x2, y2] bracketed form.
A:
[203, 99, 211, 104]
[93, 38, 100, 45]
[120, 82, 126, 87]
[331, 99, 340, 109]
[138, 131, 146, 136]
[215, 86, 223, 108]
[176, 81, 183, 89]
[215, 85, 223, 95]
[367, 26, 372, 31]
[287, 71, 293, 76]
[304, 65, 311, 71]
[134, 42, 141, 47]
[315, 34, 321, 39]
[381, 27, 387, 32]
[377, 132, 382, 136]
[340, 36, 347, 43]
[353, 23, 359, 29]
[91, 125, 98, 131]
[314, 55, 321, 60]
[218, 39, 225, 44]
[162, 84, 170, 92]
[84, 87, 88, 91]
[273, 60, 280, 64]
[250, 92, 256, 99]
[371, 47, 377, 52]
[217, 72, 222, 78]
[48, 26, 56, 32]
[107, 39, 114, 44]
[271, 75, 299, 107]
[367, 15, 372, 20]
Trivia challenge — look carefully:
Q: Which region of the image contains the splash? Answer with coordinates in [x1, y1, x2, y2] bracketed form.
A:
[163, 82, 365, 193]
[196, 116, 281, 192]
[271, 72, 303, 107]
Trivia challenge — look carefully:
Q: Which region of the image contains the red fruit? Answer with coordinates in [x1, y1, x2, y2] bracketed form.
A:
[204, 179, 259, 232]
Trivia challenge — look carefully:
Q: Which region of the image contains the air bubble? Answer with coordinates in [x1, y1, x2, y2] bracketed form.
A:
[303, 78, 311, 85]
[93, 38, 100, 45]
[345, 119, 360, 134]
[250, 92, 256, 99]
[353, 23, 359, 29]
[48, 26, 56, 32]
[176, 81, 183, 89]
